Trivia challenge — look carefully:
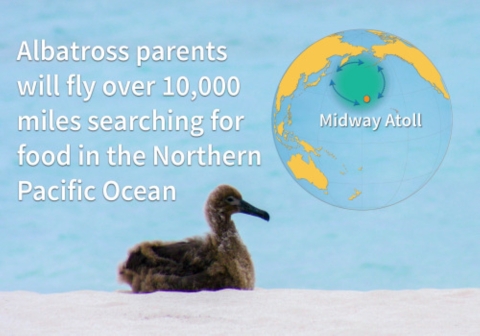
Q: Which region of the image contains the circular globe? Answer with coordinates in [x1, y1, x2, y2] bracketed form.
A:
[272, 29, 452, 210]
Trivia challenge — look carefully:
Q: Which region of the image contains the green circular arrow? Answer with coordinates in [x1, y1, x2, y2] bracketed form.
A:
[331, 57, 386, 109]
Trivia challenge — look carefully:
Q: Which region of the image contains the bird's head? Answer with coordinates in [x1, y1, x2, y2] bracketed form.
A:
[205, 185, 270, 230]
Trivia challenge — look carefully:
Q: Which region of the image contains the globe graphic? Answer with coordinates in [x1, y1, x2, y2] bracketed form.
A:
[272, 29, 452, 210]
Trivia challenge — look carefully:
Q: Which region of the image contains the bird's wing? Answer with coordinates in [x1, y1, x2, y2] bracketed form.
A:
[123, 237, 214, 277]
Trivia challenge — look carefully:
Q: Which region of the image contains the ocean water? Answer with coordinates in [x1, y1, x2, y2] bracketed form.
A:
[1, 1, 479, 293]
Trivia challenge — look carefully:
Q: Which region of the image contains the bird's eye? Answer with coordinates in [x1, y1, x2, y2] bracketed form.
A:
[226, 196, 235, 203]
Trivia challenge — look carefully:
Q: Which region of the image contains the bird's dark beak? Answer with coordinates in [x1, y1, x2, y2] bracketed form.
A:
[239, 200, 270, 221]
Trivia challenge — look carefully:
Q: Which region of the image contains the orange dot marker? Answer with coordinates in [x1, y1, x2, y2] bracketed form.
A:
[363, 95, 370, 103]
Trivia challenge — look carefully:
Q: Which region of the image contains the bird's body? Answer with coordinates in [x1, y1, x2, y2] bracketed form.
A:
[118, 185, 269, 292]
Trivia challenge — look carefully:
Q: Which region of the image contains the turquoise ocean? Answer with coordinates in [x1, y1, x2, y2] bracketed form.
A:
[1, 1, 479, 293]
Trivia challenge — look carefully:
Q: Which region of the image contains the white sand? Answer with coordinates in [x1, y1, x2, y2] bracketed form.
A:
[1, 289, 479, 335]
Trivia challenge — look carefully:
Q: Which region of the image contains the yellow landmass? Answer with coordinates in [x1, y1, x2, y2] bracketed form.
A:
[275, 34, 368, 111]
[340, 56, 352, 66]
[297, 140, 321, 157]
[277, 121, 285, 136]
[348, 188, 362, 201]
[304, 73, 323, 89]
[368, 30, 449, 100]
[298, 140, 315, 153]
[324, 149, 337, 160]
[369, 30, 414, 47]
[287, 104, 292, 125]
[369, 30, 383, 36]
[287, 153, 328, 190]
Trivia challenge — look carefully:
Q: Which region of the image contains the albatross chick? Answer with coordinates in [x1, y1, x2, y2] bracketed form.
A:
[118, 184, 269, 292]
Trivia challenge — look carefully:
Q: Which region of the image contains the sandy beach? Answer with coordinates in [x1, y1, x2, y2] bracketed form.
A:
[1, 288, 479, 335]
